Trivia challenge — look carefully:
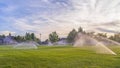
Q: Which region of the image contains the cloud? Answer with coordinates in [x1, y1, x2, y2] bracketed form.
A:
[0, 0, 120, 40]
[95, 28, 119, 33]
[100, 21, 120, 27]
[86, 21, 120, 33]
[0, 31, 16, 36]
[10, 16, 72, 40]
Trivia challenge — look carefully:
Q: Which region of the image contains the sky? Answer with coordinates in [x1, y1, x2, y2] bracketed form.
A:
[0, 0, 120, 40]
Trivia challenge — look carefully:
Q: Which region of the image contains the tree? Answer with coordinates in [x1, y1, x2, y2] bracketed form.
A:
[25, 33, 40, 42]
[31, 33, 35, 41]
[9, 33, 11, 36]
[109, 36, 114, 40]
[96, 33, 107, 38]
[14, 35, 25, 42]
[25, 33, 29, 40]
[78, 27, 83, 33]
[0, 34, 5, 38]
[25, 33, 32, 41]
[86, 32, 95, 36]
[67, 29, 77, 43]
[49, 32, 59, 43]
[109, 33, 120, 43]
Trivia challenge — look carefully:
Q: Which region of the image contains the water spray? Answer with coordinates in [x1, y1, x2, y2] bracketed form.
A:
[74, 33, 118, 55]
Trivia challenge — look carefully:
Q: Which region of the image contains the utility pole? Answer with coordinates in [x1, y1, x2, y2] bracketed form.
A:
[40, 33, 41, 44]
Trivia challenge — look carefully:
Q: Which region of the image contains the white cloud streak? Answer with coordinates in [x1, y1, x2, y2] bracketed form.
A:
[1, 0, 120, 40]
[0, 31, 16, 36]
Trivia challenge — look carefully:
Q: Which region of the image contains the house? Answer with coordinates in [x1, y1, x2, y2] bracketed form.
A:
[0, 34, 17, 45]
[56, 38, 68, 45]
[0, 38, 4, 45]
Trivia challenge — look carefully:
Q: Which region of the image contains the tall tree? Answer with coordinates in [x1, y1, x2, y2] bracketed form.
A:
[67, 29, 77, 43]
[78, 27, 83, 33]
[9, 33, 11, 36]
[31, 33, 35, 41]
[14, 35, 25, 42]
[25, 33, 32, 41]
[49, 32, 59, 43]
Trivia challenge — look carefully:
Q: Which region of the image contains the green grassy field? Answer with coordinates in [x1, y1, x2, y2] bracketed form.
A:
[0, 45, 120, 68]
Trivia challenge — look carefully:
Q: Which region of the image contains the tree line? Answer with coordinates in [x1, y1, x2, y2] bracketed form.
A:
[14, 33, 40, 43]
[48, 27, 85, 43]
[0, 27, 120, 44]
[48, 27, 120, 43]
[0, 33, 40, 43]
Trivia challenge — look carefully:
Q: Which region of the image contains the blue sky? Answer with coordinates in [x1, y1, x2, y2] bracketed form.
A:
[0, 0, 120, 40]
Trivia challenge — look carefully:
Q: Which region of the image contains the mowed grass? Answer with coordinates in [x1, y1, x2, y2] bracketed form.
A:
[0, 45, 120, 68]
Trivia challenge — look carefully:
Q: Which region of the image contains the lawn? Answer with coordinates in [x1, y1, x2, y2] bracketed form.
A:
[0, 45, 120, 68]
